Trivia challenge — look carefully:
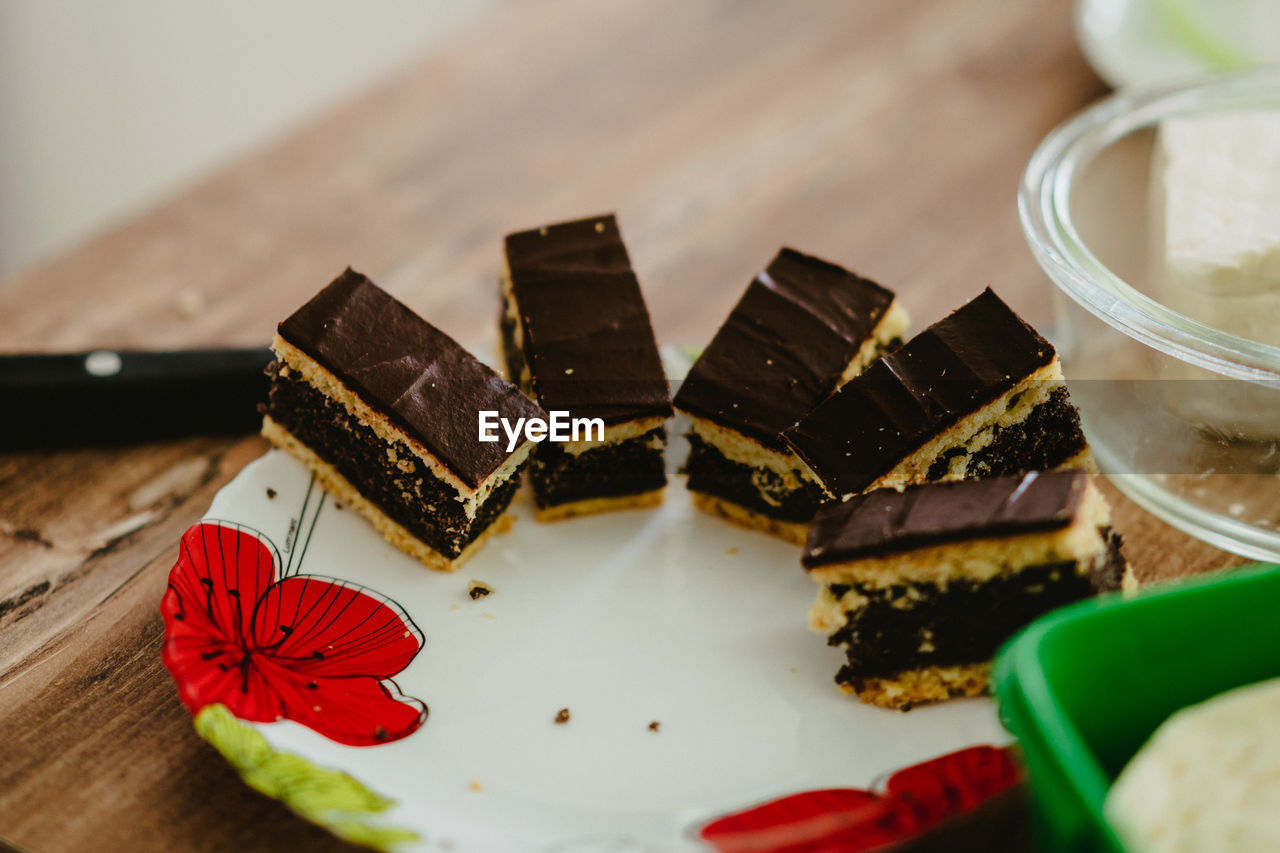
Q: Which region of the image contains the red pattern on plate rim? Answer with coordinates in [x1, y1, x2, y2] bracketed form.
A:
[697, 745, 1021, 852]
[161, 520, 427, 746]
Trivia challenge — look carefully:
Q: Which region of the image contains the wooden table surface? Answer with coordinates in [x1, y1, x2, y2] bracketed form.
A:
[0, 1, 1248, 850]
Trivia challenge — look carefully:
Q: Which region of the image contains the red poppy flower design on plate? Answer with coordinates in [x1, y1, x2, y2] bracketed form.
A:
[697, 745, 1021, 852]
[161, 521, 427, 746]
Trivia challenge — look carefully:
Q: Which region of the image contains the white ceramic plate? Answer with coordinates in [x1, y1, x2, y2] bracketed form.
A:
[165, 441, 1007, 852]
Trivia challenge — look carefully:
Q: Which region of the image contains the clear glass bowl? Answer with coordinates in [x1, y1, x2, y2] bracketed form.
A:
[1020, 70, 1280, 561]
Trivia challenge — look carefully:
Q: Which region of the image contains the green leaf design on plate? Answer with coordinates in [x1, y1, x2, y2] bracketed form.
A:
[194, 704, 419, 850]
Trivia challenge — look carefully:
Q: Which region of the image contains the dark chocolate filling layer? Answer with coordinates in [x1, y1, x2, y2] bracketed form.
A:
[925, 386, 1087, 481]
[682, 433, 826, 522]
[529, 429, 668, 509]
[265, 365, 520, 559]
[827, 530, 1124, 682]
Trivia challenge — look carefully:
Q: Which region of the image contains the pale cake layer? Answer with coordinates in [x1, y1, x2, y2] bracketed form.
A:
[809, 585, 869, 636]
[274, 334, 532, 520]
[534, 488, 665, 522]
[686, 416, 817, 485]
[690, 492, 809, 545]
[499, 266, 531, 387]
[1059, 446, 1100, 475]
[1122, 564, 1140, 591]
[839, 662, 990, 711]
[262, 417, 513, 571]
[557, 416, 667, 456]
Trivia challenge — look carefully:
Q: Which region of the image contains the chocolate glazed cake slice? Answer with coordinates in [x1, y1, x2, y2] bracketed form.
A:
[673, 248, 907, 543]
[263, 269, 546, 571]
[783, 288, 1093, 501]
[804, 471, 1129, 710]
[501, 214, 673, 521]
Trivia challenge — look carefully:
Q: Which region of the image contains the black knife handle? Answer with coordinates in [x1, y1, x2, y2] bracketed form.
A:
[0, 348, 274, 450]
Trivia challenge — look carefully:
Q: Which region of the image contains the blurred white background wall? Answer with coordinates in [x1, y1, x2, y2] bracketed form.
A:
[0, 1, 499, 279]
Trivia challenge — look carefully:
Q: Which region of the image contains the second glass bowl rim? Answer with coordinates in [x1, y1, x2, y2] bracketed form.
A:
[1019, 68, 1280, 383]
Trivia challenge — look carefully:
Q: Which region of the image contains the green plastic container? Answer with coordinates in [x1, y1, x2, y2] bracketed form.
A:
[993, 562, 1280, 852]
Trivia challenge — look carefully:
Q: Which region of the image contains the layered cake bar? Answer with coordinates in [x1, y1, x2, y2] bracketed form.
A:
[673, 248, 907, 543]
[805, 471, 1127, 709]
[501, 214, 673, 521]
[783, 288, 1091, 501]
[263, 269, 545, 571]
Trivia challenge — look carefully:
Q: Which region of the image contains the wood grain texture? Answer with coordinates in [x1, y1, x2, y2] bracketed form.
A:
[0, 0, 1246, 850]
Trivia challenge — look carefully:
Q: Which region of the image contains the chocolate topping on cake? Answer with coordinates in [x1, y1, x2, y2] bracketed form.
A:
[504, 214, 672, 424]
[803, 470, 1088, 568]
[783, 288, 1055, 495]
[673, 248, 896, 449]
[278, 268, 544, 489]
